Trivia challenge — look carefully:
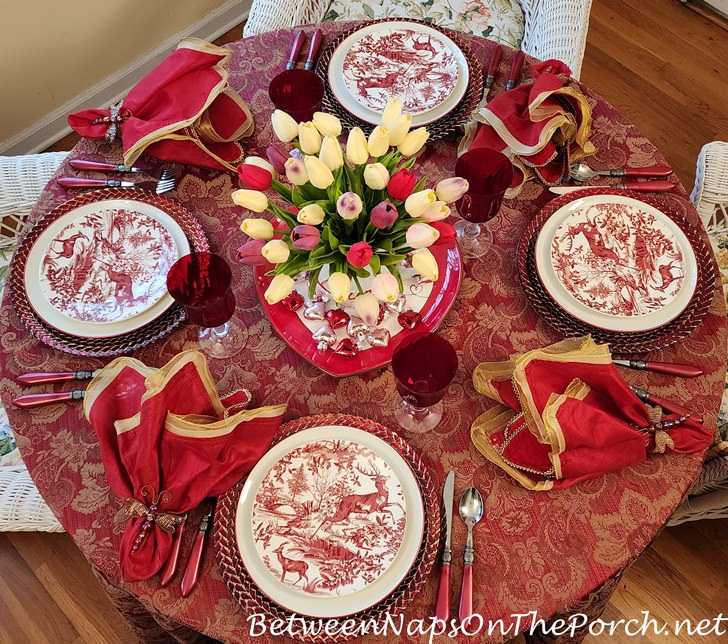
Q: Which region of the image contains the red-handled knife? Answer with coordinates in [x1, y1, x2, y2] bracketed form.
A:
[160, 518, 187, 587]
[505, 50, 525, 90]
[303, 28, 324, 72]
[631, 387, 704, 424]
[12, 390, 85, 408]
[17, 370, 98, 385]
[285, 30, 306, 70]
[180, 503, 214, 598]
[550, 181, 675, 194]
[434, 471, 455, 624]
[614, 360, 703, 378]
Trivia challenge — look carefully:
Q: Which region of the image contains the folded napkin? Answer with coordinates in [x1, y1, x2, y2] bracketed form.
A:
[84, 350, 286, 581]
[471, 337, 712, 490]
[69, 38, 253, 172]
[468, 60, 596, 196]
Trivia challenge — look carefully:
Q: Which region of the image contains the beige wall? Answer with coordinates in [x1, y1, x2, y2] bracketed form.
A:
[0, 0, 230, 142]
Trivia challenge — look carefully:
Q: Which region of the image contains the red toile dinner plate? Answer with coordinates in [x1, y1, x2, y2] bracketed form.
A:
[9, 189, 209, 356]
[517, 188, 716, 354]
[254, 241, 462, 377]
[214, 413, 441, 643]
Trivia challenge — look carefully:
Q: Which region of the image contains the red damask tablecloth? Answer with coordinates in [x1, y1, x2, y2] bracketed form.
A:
[1, 22, 725, 644]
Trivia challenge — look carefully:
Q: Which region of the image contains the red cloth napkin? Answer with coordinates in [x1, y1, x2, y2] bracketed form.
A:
[471, 337, 712, 490]
[84, 350, 286, 580]
[469, 60, 596, 196]
[68, 38, 253, 172]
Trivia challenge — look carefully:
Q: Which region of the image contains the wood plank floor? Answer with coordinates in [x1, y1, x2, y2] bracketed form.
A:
[5, 1, 728, 642]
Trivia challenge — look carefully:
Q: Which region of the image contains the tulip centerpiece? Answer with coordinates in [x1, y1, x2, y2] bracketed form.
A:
[233, 98, 467, 356]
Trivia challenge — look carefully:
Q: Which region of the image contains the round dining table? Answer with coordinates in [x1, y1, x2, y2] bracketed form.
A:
[1, 22, 725, 644]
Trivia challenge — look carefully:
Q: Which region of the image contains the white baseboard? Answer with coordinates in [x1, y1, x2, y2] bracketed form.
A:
[0, 0, 251, 156]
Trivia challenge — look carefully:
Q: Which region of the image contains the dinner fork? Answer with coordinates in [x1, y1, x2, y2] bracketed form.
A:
[57, 169, 178, 195]
[68, 159, 178, 181]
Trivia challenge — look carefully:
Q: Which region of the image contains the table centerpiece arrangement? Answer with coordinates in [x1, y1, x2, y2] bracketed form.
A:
[233, 98, 467, 361]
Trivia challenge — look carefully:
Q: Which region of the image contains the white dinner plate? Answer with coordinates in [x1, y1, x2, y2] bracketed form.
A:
[25, 198, 190, 338]
[534, 194, 698, 332]
[327, 21, 469, 127]
[236, 425, 424, 618]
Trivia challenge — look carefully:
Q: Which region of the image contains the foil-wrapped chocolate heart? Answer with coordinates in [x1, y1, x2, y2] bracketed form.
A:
[398, 309, 422, 330]
[334, 338, 359, 358]
[312, 324, 337, 353]
[313, 284, 331, 303]
[385, 293, 407, 314]
[347, 316, 371, 338]
[367, 328, 391, 348]
[325, 308, 350, 330]
[281, 291, 304, 312]
[303, 301, 326, 321]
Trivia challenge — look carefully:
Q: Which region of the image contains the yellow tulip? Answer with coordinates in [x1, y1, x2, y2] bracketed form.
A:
[367, 126, 390, 157]
[271, 109, 299, 142]
[304, 155, 335, 189]
[261, 239, 290, 264]
[398, 127, 430, 156]
[411, 249, 439, 281]
[346, 127, 369, 165]
[387, 114, 412, 147]
[419, 201, 451, 222]
[312, 112, 342, 137]
[264, 274, 295, 305]
[232, 189, 268, 213]
[319, 135, 344, 171]
[328, 272, 352, 304]
[380, 97, 403, 128]
[363, 163, 390, 190]
[297, 203, 326, 226]
[435, 177, 470, 204]
[298, 121, 322, 154]
[404, 189, 437, 217]
[240, 218, 274, 240]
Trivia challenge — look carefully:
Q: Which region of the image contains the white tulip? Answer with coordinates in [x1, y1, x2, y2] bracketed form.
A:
[271, 109, 299, 142]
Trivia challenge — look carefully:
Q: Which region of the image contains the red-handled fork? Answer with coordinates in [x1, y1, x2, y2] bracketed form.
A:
[68, 159, 178, 180]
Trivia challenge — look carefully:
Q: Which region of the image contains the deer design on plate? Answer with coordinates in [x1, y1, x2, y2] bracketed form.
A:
[412, 34, 437, 57]
[312, 460, 404, 537]
[272, 543, 309, 586]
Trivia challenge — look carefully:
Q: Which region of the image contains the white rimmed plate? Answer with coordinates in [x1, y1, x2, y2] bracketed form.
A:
[236, 425, 424, 618]
[534, 194, 698, 332]
[327, 21, 469, 127]
[25, 198, 190, 338]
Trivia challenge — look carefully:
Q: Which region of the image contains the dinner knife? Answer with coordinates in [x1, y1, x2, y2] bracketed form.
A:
[303, 28, 323, 71]
[180, 503, 214, 598]
[473, 45, 504, 116]
[550, 181, 675, 194]
[12, 390, 85, 408]
[505, 50, 525, 91]
[613, 360, 703, 378]
[160, 518, 187, 587]
[630, 386, 703, 424]
[57, 177, 164, 190]
[17, 370, 98, 385]
[434, 470, 455, 624]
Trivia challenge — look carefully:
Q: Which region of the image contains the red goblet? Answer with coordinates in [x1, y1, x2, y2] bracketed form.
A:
[454, 148, 514, 259]
[391, 332, 458, 432]
[166, 252, 246, 358]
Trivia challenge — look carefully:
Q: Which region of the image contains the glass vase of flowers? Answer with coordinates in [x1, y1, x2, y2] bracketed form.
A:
[232, 98, 467, 350]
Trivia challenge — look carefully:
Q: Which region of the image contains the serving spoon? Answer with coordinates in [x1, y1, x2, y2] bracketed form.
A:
[458, 486, 484, 625]
[570, 162, 673, 182]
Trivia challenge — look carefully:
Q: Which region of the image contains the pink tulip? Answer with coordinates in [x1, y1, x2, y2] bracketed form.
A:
[370, 201, 398, 229]
[237, 163, 272, 191]
[291, 225, 321, 250]
[236, 239, 269, 266]
[347, 241, 373, 268]
[266, 144, 289, 175]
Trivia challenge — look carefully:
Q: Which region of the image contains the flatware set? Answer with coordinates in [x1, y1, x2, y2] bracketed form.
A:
[550, 181, 675, 194]
[570, 162, 673, 182]
[57, 173, 177, 195]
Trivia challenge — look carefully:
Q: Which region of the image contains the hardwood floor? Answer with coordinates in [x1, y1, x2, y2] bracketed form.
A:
[4, 1, 727, 642]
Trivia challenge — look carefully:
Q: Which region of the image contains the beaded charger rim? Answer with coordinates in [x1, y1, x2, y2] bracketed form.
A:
[213, 413, 442, 644]
[315, 18, 484, 141]
[516, 188, 717, 354]
[8, 189, 210, 357]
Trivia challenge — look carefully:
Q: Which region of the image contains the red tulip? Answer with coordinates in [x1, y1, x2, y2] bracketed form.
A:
[347, 241, 373, 268]
[291, 225, 321, 250]
[370, 201, 398, 229]
[236, 239, 269, 266]
[428, 220, 457, 245]
[266, 144, 289, 175]
[387, 168, 417, 201]
[237, 163, 272, 191]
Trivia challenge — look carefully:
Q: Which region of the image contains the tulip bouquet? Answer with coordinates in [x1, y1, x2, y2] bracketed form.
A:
[233, 98, 467, 329]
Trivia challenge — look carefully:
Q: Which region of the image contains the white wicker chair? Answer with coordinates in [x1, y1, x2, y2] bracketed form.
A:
[0, 152, 67, 532]
[244, 0, 592, 79]
[691, 141, 728, 233]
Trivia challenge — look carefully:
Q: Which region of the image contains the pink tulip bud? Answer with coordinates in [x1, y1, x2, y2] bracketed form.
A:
[354, 293, 380, 326]
[370, 201, 398, 229]
[236, 239, 269, 266]
[347, 241, 373, 268]
[337, 192, 363, 220]
[291, 225, 321, 250]
[266, 144, 289, 175]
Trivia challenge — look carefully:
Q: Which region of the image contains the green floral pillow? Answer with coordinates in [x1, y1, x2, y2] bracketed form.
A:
[708, 228, 728, 447]
[324, 0, 525, 49]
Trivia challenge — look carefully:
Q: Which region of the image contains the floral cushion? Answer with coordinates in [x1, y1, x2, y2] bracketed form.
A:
[707, 228, 728, 454]
[324, 0, 525, 49]
[0, 248, 20, 467]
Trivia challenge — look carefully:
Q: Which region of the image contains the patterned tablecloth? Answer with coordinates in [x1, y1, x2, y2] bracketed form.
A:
[1, 22, 725, 644]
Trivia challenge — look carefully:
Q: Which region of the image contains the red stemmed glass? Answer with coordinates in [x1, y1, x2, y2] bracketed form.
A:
[391, 332, 458, 432]
[166, 252, 246, 358]
[454, 148, 514, 259]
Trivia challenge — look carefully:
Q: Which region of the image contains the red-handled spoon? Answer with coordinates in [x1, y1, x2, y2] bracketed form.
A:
[631, 387, 704, 424]
[12, 390, 85, 408]
[571, 163, 673, 181]
[613, 360, 703, 378]
[458, 487, 483, 625]
[505, 50, 525, 90]
[160, 520, 187, 587]
[285, 30, 306, 70]
[17, 370, 97, 385]
[303, 28, 323, 71]
[180, 503, 213, 598]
